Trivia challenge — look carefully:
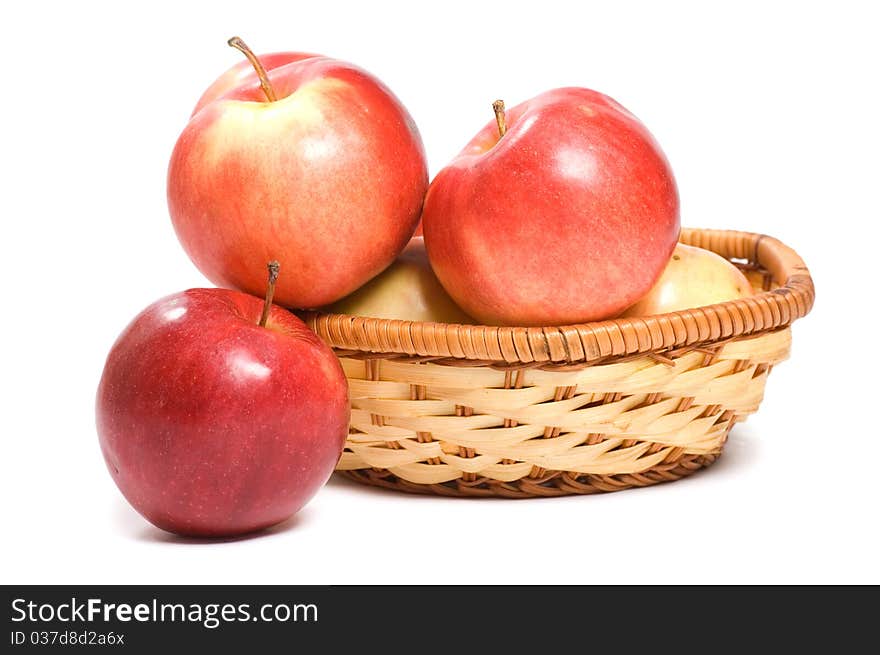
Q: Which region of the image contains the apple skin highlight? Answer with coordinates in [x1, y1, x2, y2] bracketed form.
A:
[168, 52, 428, 309]
[422, 87, 680, 326]
[96, 288, 350, 537]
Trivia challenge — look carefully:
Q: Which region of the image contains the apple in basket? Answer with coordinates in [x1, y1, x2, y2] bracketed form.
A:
[324, 237, 473, 323]
[167, 37, 428, 309]
[95, 264, 350, 537]
[422, 89, 679, 326]
[621, 243, 754, 316]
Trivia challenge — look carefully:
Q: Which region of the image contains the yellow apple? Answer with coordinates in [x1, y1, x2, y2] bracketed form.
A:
[742, 267, 771, 293]
[325, 238, 473, 324]
[621, 243, 753, 317]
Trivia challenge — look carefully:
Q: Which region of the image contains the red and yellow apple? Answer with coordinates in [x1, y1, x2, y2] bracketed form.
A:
[422, 88, 679, 326]
[168, 38, 428, 309]
[621, 243, 754, 316]
[325, 237, 473, 323]
[95, 282, 350, 537]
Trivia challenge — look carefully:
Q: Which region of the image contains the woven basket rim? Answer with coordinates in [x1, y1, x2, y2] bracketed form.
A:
[303, 228, 814, 366]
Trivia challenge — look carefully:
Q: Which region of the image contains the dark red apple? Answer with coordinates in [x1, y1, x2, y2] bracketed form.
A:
[422, 89, 680, 326]
[96, 275, 349, 537]
[168, 37, 428, 309]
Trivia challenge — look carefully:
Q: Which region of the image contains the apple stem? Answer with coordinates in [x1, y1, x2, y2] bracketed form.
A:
[228, 36, 277, 102]
[258, 261, 281, 328]
[492, 99, 507, 138]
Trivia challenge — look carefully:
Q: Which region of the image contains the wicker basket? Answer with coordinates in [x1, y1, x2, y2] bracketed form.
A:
[304, 228, 814, 498]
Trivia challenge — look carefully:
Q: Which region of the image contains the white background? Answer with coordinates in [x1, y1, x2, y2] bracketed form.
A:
[3, 1, 878, 584]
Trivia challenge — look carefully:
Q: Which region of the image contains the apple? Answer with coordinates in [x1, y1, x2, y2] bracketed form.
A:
[168, 37, 428, 309]
[421, 90, 679, 326]
[741, 266, 771, 294]
[621, 243, 754, 316]
[95, 265, 350, 537]
[325, 237, 473, 323]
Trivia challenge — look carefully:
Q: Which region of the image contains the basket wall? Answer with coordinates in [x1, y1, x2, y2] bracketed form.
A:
[336, 328, 790, 497]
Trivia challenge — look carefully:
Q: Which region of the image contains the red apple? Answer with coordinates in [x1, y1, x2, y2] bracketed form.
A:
[95, 277, 349, 537]
[168, 37, 428, 308]
[422, 89, 679, 326]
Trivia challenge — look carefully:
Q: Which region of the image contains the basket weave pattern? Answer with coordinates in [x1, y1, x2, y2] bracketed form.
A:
[306, 229, 814, 497]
